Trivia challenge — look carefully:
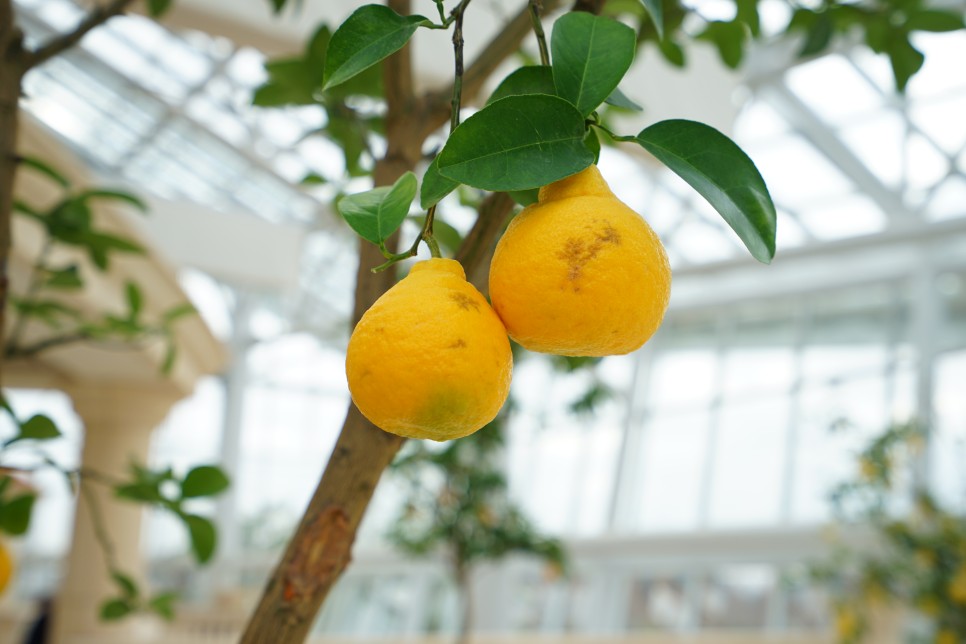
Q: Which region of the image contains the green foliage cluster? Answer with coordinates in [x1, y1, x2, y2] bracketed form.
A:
[2, 154, 229, 621]
[809, 423, 966, 643]
[10, 156, 194, 371]
[388, 409, 567, 580]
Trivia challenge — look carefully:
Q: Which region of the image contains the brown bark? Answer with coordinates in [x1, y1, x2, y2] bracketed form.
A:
[0, 3, 25, 386]
[241, 1, 566, 640]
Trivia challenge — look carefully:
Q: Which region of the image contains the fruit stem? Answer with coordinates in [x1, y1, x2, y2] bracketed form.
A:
[528, 0, 551, 66]
[591, 122, 638, 144]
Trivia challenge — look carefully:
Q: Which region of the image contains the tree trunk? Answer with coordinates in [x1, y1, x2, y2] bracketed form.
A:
[0, 12, 25, 386]
[455, 563, 473, 644]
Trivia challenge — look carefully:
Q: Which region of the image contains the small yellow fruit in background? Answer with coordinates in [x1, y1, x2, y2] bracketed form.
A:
[346, 258, 512, 441]
[950, 564, 966, 604]
[489, 165, 671, 357]
[0, 540, 13, 595]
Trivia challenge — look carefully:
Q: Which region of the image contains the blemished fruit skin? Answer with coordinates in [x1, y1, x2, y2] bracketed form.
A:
[0, 540, 12, 596]
[346, 258, 512, 441]
[489, 165, 671, 357]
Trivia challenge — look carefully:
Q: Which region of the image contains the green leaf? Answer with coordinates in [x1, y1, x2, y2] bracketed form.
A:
[437, 95, 594, 192]
[161, 344, 177, 376]
[887, 37, 925, 92]
[420, 157, 460, 209]
[323, 5, 430, 90]
[507, 189, 539, 206]
[584, 128, 601, 164]
[604, 87, 643, 111]
[269, 0, 286, 13]
[181, 466, 230, 498]
[182, 514, 217, 564]
[19, 156, 70, 188]
[0, 494, 36, 535]
[19, 414, 61, 441]
[77, 190, 148, 213]
[338, 172, 417, 245]
[798, 12, 833, 58]
[325, 114, 369, 176]
[162, 303, 195, 325]
[100, 599, 134, 621]
[486, 66, 555, 105]
[125, 282, 142, 320]
[300, 172, 328, 186]
[46, 265, 83, 290]
[639, 0, 664, 39]
[736, 0, 761, 36]
[253, 58, 317, 107]
[658, 38, 686, 67]
[146, 0, 173, 17]
[148, 593, 178, 621]
[551, 13, 636, 117]
[699, 20, 748, 68]
[115, 483, 164, 504]
[635, 119, 776, 263]
[111, 572, 139, 599]
[906, 10, 964, 32]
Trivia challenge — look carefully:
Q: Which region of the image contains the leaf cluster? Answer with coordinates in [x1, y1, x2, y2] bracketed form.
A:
[10, 156, 196, 373]
[113, 461, 229, 564]
[807, 422, 966, 641]
[388, 416, 567, 577]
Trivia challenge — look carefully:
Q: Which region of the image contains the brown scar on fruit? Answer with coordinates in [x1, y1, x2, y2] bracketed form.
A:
[282, 505, 351, 617]
[450, 292, 481, 312]
[558, 223, 621, 283]
[448, 338, 468, 348]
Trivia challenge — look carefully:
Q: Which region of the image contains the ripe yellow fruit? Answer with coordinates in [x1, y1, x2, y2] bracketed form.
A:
[489, 165, 671, 357]
[0, 540, 12, 596]
[346, 258, 512, 441]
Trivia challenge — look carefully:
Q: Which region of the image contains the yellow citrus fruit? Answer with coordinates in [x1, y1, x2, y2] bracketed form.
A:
[936, 630, 958, 644]
[950, 564, 966, 604]
[346, 258, 512, 441]
[488, 165, 671, 357]
[0, 540, 13, 595]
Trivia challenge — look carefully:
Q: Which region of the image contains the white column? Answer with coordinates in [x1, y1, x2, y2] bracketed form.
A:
[51, 383, 181, 644]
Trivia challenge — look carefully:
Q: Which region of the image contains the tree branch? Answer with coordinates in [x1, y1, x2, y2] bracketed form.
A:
[6, 332, 92, 358]
[23, 0, 139, 70]
[418, 0, 563, 141]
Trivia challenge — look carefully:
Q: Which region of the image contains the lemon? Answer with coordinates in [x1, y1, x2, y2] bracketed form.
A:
[346, 258, 512, 441]
[0, 539, 12, 596]
[488, 165, 671, 357]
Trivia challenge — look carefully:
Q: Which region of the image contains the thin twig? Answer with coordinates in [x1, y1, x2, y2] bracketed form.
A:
[23, 0, 139, 70]
[4, 237, 52, 354]
[6, 331, 92, 358]
[528, 0, 551, 66]
[450, 0, 472, 131]
[80, 477, 120, 573]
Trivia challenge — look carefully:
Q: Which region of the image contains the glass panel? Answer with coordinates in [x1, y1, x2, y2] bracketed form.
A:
[786, 55, 883, 124]
[708, 398, 788, 527]
[933, 350, 966, 512]
[637, 410, 710, 532]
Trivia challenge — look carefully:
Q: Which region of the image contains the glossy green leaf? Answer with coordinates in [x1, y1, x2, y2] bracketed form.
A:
[486, 66, 555, 105]
[551, 13, 636, 116]
[639, 0, 664, 39]
[799, 13, 833, 57]
[0, 494, 36, 535]
[735, 0, 761, 36]
[146, 0, 173, 17]
[658, 38, 686, 67]
[20, 414, 61, 441]
[906, 10, 964, 32]
[111, 572, 139, 599]
[46, 265, 83, 290]
[699, 20, 747, 68]
[584, 128, 601, 164]
[337, 171, 417, 244]
[125, 282, 142, 320]
[635, 119, 776, 263]
[604, 87, 642, 111]
[181, 466, 230, 498]
[507, 189, 539, 207]
[888, 37, 925, 92]
[100, 599, 134, 621]
[323, 5, 430, 90]
[420, 157, 459, 209]
[183, 514, 217, 564]
[78, 190, 148, 213]
[149, 593, 178, 621]
[19, 156, 70, 188]
[437, 95, 594, 192]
